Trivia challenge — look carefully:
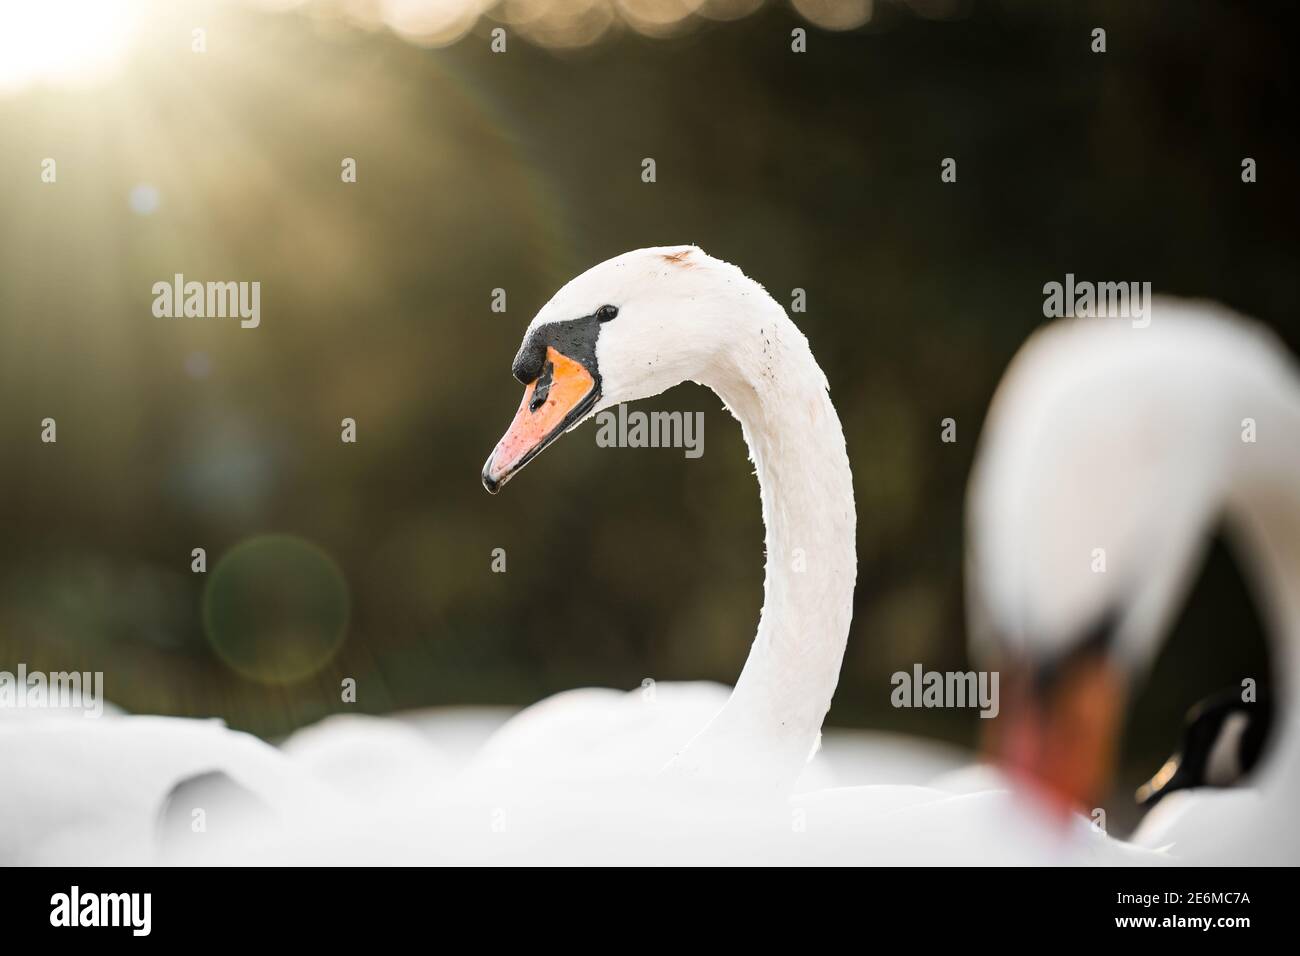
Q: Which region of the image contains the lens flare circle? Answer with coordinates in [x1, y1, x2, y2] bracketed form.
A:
[203, 534, 351, 685]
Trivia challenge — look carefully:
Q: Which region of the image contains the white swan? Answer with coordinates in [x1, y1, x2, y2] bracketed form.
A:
[397, 244, 1153, 864]
[0, 715, 341, 864]
[966, 298, 1300, 863]
[1135, 688, 1272, 807]
[163, 245, 1012, 864]
[1132, 689, 1272, 848]
[475, 244, 856, 789]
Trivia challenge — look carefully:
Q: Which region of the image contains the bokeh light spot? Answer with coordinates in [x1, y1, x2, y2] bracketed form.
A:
[791, 0, 872, 31]
[203, 534, 350, 684]
[129, 183, 161, 216]
[184, 351, 213, 380]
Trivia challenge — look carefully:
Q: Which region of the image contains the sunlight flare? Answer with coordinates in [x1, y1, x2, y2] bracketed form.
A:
[0, 0, 141, 93]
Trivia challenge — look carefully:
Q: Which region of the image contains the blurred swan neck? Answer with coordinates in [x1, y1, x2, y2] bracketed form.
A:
[1227, 375, 1300, 778]
[1234, 477, 1300, 697]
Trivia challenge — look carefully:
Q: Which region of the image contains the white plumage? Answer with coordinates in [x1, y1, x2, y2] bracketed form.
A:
[967, 298, 1300, 863]
[14, 256, 1290, 864]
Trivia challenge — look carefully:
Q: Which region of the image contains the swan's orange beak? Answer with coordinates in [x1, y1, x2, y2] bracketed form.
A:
[992, 656, 1125, 818]
[482, 346, 599, 493]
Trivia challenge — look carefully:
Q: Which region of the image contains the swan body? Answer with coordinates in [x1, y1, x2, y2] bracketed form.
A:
[279, 713, 456, 806]
[0, 716, 340, 865]
[275, 705, 515, 797]
[166, 769, 1162, 865]
[471, 682, 732, 781]
[968, 298, 1300, 862]
[1131, 788, 1262, 851]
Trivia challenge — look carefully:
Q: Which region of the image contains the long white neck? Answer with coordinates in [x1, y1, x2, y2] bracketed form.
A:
[666, 295, 857, 787]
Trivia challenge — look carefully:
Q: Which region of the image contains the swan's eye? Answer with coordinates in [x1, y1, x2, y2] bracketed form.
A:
[596, 305, 618, 323]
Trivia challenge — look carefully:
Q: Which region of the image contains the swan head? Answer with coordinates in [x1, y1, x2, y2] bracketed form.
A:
[481, 244, 757, 492]
[967, 307, 1253, 816]
[1135, 688, 1273, 808]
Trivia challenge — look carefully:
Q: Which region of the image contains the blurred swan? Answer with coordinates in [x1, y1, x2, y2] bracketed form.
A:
[1135, 688, 1273, 808]
[0, 698, 313, 864]
[0, 716, 340, 864]
[967, 299, 1300, 863]
[279, 713, 457, 806]
[1132, 688, 1272, 849]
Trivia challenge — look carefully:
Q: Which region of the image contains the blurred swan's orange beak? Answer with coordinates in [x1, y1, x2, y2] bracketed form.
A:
[482, 346, 599, 493]
[992, 656, 1126, 818]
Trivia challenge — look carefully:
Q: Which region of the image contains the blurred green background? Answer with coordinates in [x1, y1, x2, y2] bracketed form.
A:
[1, 0, 1296, 826]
